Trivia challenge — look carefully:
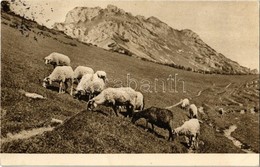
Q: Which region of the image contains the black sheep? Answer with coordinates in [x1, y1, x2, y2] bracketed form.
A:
[132, 106, 174, 141]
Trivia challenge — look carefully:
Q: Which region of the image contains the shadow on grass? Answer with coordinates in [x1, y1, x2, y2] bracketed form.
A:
[136, 124, 165, 140]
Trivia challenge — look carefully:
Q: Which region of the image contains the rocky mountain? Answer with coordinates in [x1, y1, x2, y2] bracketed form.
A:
[53, 5, 254, 74]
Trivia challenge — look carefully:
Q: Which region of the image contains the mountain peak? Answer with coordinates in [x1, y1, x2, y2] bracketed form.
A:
[54, 5, 250, 74]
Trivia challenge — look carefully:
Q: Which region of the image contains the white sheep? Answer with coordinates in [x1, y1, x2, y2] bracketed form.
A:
[44, 52, 71, 68]
[87, 87, 136, 117]
[117, 90, 144, 112]
[42, 66, 74, 95]
[95, 70, 108, 82]
[73, 66, 94, 82]
[181, 98, 190, 109]
[188, 104, 198, 118]
[74, 73, 105, 100]
[173, 118, 200, 149]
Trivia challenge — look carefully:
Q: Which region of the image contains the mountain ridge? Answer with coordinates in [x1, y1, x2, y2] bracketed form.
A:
[53, 5, 257, 74]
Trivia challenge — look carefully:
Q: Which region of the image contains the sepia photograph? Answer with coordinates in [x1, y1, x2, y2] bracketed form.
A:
[0, 0, 259, 166]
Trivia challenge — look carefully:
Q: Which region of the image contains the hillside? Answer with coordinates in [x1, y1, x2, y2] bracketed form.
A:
[1, 10, 259, 153]
[53, 5, 254, 75]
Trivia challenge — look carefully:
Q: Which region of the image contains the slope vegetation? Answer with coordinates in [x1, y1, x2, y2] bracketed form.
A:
[1, 11, 259, 153]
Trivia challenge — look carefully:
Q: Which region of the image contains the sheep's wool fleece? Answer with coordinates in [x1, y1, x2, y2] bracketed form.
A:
[94, 88, 132, 104]
[135, 92, 144, 107]
[46, 52, 71, 66]
[74, 66, 94, 78]
[76, 74, 93, 91]
[49, 66, 74, 81]
[175, 119, 200, 136]
[182, 98, 190, 107]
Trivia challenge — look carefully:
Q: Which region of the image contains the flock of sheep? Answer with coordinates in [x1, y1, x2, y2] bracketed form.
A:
[43, 52, 201, 150]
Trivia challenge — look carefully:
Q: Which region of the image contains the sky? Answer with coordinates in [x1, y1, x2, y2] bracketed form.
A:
[9, 0, 259, 71]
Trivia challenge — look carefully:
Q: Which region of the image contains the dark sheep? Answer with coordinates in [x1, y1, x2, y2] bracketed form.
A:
[131, 106, 174, 141]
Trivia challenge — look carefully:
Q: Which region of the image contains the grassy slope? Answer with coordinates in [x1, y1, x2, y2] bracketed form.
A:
[1, 12, 258, 153]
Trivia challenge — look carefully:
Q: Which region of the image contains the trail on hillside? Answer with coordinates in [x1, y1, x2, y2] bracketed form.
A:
[1, 127, 54, 144]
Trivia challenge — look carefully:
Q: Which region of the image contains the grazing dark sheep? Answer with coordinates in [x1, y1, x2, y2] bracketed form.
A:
[131, 107, 174, 141]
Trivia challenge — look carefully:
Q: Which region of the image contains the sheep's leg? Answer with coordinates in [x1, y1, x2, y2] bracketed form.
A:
[64, 81, 68, 93]
[151, 124, 155, 133]
[70, 79, 73, 96]
[145, 121, 149, 131]
[168, 128, 173, 141]
[126, 104, 134, 117]
[185, 136, 190, 147]
[112, 105, 119, 117]
[59, 82, 63, 93]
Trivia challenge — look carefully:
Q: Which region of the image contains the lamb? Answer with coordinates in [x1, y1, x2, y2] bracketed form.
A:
[95, 70, 108, 82]
[87, 87, 136, 117]
[74, 73, 105, 100]
[173, 118, 200, 149]
[44, 52, 71, 68]
[73, 66, 94, 83]
[188, 104, 198, 118]
[181, 98, 190, 109]
[42, 66, 74, 95]
[131, 107, 174, 141]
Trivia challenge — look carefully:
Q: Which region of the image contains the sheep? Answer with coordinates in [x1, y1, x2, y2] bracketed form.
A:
[117, 90, 145, 114]
[87, 87, 136, 117]
[173, 118, 200, 149]
[116, 87, 143, 113]
[95, 70, 108, 82]
[42, 66, 74, 95]
[131, 107, 174, 141]
[74, 73, 93, 100]
[74, 73, 105, 100]
[73, 66, 94, 83]
[181, 98, 190, 109]
[188, 104, 198, 118]
[44, 52, 71, 68]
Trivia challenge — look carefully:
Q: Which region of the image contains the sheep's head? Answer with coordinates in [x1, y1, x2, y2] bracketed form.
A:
[44, 57, 52, 65]
[42, 77, 51, 88]
[87, 100, 97, 111]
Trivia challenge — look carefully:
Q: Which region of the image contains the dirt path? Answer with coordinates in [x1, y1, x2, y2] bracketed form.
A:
[1, 127, 54, 144]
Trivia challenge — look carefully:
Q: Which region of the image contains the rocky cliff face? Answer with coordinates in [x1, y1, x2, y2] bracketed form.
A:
[54, 5, 252, 74]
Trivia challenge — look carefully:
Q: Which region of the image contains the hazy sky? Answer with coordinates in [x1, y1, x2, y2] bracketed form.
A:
[10, 0, 259, 71]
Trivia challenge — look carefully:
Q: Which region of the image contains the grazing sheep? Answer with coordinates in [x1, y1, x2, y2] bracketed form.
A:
[95, 70, 108, 82]
[181, 98, 190, 109]
[173, 118, 200, 149]
[117, 90, 144, 113]
[87, 87, 136, 117]
[131, 107, 174, 141]
[188, 104, 198, 118]
[44, 52, 71, 68]
[73, 66, 94, 83]
[74, 73, 93, 99]
[74, 73, 106, 100]
[42, 66, 74, 95]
